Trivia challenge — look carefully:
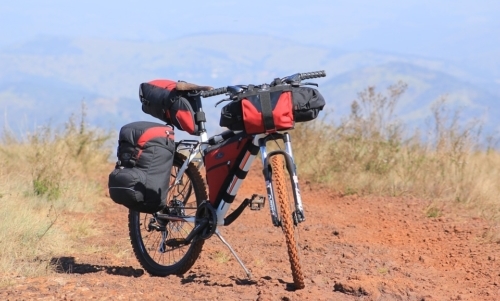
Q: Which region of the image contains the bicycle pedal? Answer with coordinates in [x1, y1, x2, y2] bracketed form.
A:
[249, 194, 266, 210]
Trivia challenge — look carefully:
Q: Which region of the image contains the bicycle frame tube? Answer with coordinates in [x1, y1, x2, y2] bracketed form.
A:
[155, 213, 196, 224]
[213, 134, 263, 225]
[171, 138, 210, 189]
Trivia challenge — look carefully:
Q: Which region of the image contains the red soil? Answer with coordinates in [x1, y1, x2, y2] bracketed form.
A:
[2, 164, 500, 300]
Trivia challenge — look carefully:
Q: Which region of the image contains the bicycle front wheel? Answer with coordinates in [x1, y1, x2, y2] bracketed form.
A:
[271, 155, 305, 289]
[128, 153, 208, 276]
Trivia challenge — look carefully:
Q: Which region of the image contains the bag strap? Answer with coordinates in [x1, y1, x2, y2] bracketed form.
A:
[240, 85, 292, 133]
[259, 91, 275, 132]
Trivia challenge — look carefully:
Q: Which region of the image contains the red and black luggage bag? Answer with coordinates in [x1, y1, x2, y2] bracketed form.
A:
[219, 85, 325, 134]
[108, 121, 175, 213]
[139, 80, 200, 135]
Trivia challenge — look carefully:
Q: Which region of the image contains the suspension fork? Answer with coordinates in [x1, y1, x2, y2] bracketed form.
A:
[259, 133, 306, 227]
[282, 133, 306, 224]
[259, 143, 280, 227]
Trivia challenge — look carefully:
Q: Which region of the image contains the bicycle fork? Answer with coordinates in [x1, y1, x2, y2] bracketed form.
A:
[260, 133, 306, 227]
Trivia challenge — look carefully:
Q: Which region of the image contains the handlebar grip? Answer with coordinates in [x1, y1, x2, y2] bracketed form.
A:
[201, 87, 227, 98]
[299, 70, 326, 80]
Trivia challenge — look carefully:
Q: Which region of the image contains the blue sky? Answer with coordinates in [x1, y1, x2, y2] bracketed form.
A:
[1, 1, 499, 135]
[1, 0, 499, 62]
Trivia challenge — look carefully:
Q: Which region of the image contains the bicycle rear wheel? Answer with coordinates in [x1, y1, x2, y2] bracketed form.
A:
[270, 155, 305, 289]
[128, 153, 208, 276]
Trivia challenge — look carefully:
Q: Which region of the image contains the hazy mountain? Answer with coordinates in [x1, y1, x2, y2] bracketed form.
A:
[1, 34, 498, 136]
[323, 63, 500, 130]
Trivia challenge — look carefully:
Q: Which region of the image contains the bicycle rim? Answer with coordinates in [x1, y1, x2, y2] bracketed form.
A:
[271, 155, 305, 289]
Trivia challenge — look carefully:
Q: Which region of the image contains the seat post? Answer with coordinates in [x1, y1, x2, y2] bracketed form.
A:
[194, 95, 208, 142]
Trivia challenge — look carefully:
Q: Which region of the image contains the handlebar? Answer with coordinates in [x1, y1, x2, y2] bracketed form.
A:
[200, 86, 227, 98]
[299, 70, 326, 80]
[200, 70, 326, 98]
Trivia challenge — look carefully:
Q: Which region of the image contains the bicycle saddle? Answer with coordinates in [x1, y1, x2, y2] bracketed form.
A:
[176, 81, 213, 91]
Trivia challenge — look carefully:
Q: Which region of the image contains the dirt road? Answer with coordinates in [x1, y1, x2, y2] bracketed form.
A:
[2, 166, 499, 300]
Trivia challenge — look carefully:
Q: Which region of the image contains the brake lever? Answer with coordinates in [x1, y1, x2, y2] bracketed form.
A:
[215, 98, 231, 107]
[288, 81, 319, 87]
[301, 82, 319, 87]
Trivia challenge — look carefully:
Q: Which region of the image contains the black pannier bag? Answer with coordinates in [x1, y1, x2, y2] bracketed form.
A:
[139, 80, 200, 135]
[108, 121, 175, 213]
[220, 86, 325, 134]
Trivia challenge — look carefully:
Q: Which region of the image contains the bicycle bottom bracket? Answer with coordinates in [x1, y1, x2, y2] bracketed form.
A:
[195, 202, 217, 240]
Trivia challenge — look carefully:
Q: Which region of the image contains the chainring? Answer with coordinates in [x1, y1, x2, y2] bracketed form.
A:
[195, 201, 217, 240]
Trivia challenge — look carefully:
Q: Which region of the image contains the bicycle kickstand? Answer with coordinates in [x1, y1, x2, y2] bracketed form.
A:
[215, 229, 252, 279]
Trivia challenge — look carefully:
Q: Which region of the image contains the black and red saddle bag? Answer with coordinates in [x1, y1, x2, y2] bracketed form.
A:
[219, 85, 325, 134]
[108, 121, 175, 213]
[139, 80, 200, 135]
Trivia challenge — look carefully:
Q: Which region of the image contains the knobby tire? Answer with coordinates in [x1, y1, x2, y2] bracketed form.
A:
[128, 153, 208, 276]
[271, 155, 305, 289]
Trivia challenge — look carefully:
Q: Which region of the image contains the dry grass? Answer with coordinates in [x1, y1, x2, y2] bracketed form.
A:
[0, 105, 113, 281]
[292, 82, 500, 236]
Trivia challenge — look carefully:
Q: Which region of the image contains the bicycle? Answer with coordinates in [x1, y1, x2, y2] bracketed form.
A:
[128, 70, 326, 289]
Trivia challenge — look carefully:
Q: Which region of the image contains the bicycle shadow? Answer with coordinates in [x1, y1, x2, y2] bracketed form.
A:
[261, 276, 297, 291]
[50, 256, 144, 278]
[51, 257, 296, 290]
[179, 273, 257, 287]
[180, 273, 295, 290]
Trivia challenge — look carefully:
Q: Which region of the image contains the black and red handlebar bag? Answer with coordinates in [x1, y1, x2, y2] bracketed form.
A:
[220, 85, 325, 134]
